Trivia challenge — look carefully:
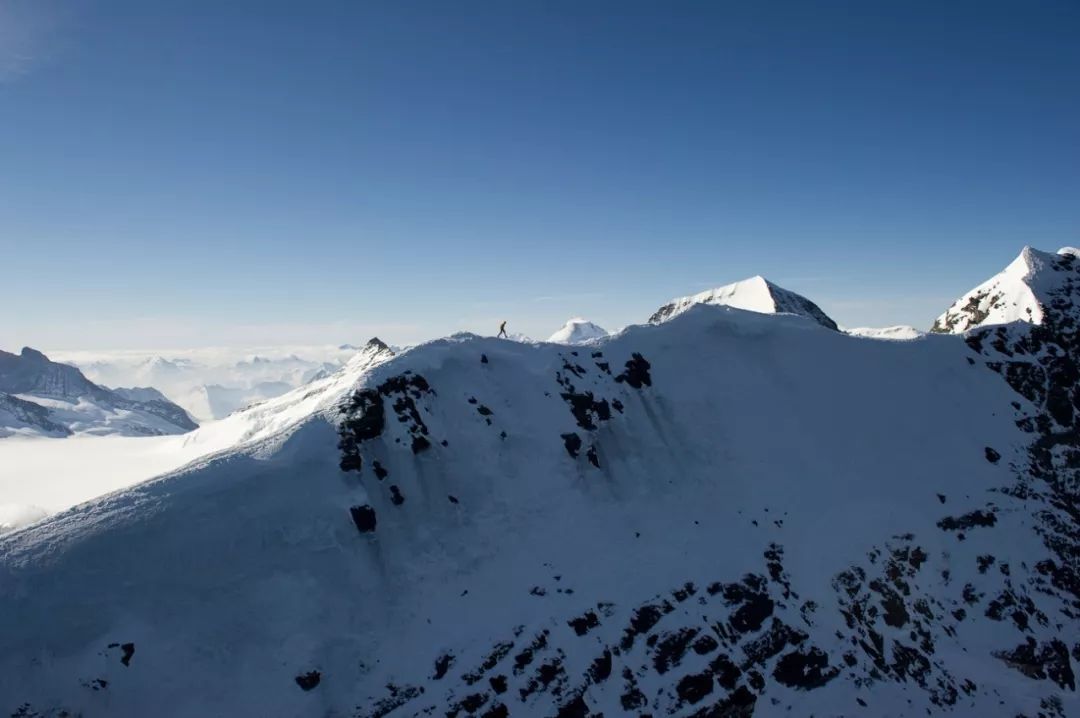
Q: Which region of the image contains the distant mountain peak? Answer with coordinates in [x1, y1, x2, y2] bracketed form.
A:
[649, 275, 838, 330]
[365, 337, 391, 353]
[548, 318, 608, 345]
[0, 347, 197, 438]
[18, 347, 48, 362]
[930, 246, 1078, 334]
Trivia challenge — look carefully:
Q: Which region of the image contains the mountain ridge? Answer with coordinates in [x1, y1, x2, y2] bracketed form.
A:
[0, 347, 197, 438]
[1, 249, 1079, 716]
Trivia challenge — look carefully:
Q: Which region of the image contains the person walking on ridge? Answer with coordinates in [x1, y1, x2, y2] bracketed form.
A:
[497, 321, 508, 338]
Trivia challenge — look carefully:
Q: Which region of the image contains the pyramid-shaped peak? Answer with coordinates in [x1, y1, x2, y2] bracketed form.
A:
[648, 276, 838, 330]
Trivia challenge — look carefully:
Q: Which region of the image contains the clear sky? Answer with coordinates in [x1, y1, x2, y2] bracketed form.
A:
[1, 0, 1078, 350]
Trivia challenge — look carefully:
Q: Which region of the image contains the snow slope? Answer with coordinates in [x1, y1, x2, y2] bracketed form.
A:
[0, 340, 397, 536]
[548, 318, 609, 345]
[0, 348, 197, 438]
[931, 246, 1080, 333]
[649, 275, 839, 330]
[2, 257, 1078, 717]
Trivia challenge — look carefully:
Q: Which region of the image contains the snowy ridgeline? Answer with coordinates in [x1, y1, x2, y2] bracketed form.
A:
[0, 247, 1079, 716]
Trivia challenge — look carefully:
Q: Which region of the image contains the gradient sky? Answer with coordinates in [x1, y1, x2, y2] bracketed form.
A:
[1, 0, 1078, 350]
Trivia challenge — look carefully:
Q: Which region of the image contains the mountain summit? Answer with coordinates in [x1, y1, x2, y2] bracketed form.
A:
[931, 246, 1080, 333]
[648, 275, 839, 330]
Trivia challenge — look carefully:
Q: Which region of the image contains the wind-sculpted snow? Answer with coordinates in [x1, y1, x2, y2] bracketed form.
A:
[1, 259, 1079, 716]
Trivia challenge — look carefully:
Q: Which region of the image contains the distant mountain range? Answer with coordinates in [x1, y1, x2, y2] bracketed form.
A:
[0, 347, 197, 438]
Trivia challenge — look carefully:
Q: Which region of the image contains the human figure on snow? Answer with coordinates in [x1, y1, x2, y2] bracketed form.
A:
[497, 321, 508, 339]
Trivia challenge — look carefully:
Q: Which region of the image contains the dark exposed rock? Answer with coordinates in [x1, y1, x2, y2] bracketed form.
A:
[772, 647, 839, 690]
[433, 654, 454, 680]
[614, 353, 652, 389]
[295, 671, 321, 691]
[555, 695, 590, 718]
[937, 510, 997, 531]
[587, 650, 612, 683]
[512, 631, 549, 675]
[561, 433, 582, 458]
[652, 627, 700, 674]
[338, 389, 384, 471]
[620, 602, 670, 651]
[688, 685, 756, 717]
[709, 653, 742, 690]
[994, 638, 1075, 690]
[389, 485, 405, 505]
[464, 641, 516, 685]
[350, 505, 377, 533]
[567, 611, 599, 637]
[676, 670, 714, 705]
[985, 446, 1002, 463]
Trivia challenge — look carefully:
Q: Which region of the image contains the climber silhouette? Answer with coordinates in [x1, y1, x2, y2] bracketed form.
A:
[497, 321, 508, 339]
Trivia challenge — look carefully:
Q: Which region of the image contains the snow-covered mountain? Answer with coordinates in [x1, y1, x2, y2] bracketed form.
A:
[649, 275, 839, 330]
[60, 345, 361, 422]
[0, 348, 197, 438]
[931, 246, 1080, 333]
[548, 318, 609, 345]
[0, 340, 398, 536]
[845, 325, 924, 341]
[2, 252, 1079, 717]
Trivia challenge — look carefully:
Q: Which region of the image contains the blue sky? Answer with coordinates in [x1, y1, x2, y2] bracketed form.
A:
[1, 0, 1077, 349]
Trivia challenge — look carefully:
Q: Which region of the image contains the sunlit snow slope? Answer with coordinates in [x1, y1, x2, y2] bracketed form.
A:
[931, 246, 1080, 333]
